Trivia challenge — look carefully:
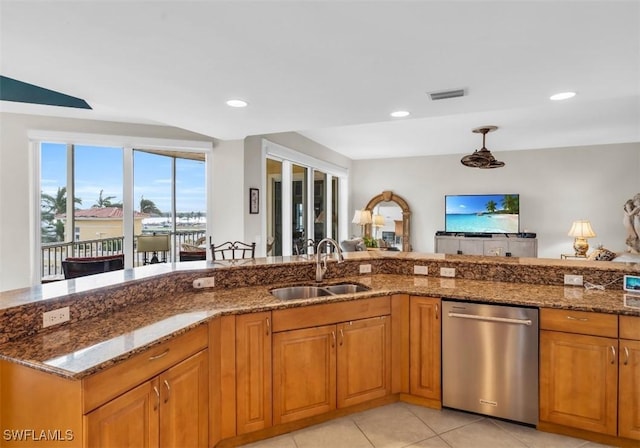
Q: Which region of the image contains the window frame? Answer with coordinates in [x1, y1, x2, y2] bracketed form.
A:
[30, 130, 212, 283]
[261, 139, 349, 256]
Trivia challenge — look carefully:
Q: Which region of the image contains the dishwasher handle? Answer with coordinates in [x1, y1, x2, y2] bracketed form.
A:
[447, 312, 533, 326]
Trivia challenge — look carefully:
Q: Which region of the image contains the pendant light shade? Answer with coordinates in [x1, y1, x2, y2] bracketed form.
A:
[461, 126, 505, 169]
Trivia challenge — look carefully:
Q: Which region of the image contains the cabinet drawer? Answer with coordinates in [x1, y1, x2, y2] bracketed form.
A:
[272, 297, 391, 332]
[83, 323, 208, 413]
[620, 315, 640, 340]
[540, 308, 617, 338]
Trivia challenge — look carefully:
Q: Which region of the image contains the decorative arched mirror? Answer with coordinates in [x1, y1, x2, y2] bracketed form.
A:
[364, 191, 411, 252]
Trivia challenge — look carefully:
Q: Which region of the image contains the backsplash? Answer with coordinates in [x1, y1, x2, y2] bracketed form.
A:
[0, 254, 637, 344]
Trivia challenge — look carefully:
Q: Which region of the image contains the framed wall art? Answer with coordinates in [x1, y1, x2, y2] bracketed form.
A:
[249, 188, 259, 214]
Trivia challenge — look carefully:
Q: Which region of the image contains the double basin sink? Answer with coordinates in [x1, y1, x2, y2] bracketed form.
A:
[271, 283, 370, 300]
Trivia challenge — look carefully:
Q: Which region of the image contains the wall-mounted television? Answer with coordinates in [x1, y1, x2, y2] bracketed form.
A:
[445, 194, 520, 234]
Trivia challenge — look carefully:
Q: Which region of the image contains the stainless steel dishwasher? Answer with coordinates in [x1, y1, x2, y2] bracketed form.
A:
[442, 300, 539, 425]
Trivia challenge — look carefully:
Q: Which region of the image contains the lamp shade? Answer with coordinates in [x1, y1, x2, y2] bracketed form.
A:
[352, 209, 372, 225]
[568, 220, 596, 238]
[372, 214, 385, 227]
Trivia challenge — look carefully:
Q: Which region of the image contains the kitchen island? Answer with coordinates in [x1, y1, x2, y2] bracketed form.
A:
[0, 252, 638, 447]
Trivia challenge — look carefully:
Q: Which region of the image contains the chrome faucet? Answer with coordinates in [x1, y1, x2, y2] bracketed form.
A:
[315, 238, 344, 282]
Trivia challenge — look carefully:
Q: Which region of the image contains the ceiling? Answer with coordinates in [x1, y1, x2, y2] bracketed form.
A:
[1, 1, 639, 160]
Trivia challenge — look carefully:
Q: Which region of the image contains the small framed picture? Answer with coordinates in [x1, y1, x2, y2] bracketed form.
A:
[249, 188, 259, 214]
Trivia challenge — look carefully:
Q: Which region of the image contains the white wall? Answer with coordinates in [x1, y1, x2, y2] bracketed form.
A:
[0, 112, 214, 291]
[351, 143, 640, 258]
[210, 139, 244, 245]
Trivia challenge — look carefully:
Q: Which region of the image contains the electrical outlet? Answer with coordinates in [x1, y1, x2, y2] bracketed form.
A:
[43, 306, 70, 328]
[414, 265, 428, 275]
[359, 264, 372, 274]
[193, 277, 215, 288]
[564, 274, 583, 286]
[440, 267, 456, 278]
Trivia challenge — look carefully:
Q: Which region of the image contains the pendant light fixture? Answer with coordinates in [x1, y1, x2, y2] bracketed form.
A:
[460, 126, 505, 169]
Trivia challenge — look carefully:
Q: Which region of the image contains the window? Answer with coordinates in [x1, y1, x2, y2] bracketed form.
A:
[35, 132, 211, 281]
[263, 139, 348, 256]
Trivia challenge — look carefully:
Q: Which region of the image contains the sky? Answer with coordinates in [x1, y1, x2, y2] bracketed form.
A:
[40, 142, 206, 214]
[445, 194, 517, 215]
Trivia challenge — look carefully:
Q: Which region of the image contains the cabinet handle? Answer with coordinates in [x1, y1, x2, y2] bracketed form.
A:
[566, 316, 588, 322]
[339, 329, 344, 346]
[163, 380, 171, 403]
[153, 386, 160, 411]
[609, 346, 616, 365]
[266, 317, 271, 336]
[435, 304, 439, 320]
[624, 346, 629, 366]
[148, 348, 170, 361]
[331, 331, 336, 348]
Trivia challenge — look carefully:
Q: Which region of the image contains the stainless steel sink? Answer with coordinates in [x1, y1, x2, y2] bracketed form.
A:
[322, 284, 370, 294]
[270, 286, 333, 300]
[270, 283, 370, 300]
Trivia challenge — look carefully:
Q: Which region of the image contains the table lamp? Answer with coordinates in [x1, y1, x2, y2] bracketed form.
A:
[352, 209, 372, 237]
[568, 220, 596, 257]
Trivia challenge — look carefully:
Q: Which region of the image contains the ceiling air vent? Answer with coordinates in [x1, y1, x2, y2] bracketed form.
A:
[429, 89, 465, 101]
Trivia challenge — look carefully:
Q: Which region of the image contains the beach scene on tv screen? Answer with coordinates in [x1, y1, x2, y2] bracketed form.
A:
[446, 194, 519, 233]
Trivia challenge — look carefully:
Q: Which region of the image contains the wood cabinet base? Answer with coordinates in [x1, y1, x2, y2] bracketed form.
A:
[538, 421, 639, 448]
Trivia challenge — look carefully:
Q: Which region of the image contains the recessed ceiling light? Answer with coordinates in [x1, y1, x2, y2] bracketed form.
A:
[550, 92, 576, 101]
[390, 110, 410, 118]
[226, 99, 248, 108]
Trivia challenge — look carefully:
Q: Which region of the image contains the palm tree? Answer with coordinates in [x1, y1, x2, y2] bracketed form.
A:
[41, 187, 82, 217]
[140, 196, 162, 215]
[41, 187, 82, 241]
[501, 195, 520, 214]
[485, 200, 497, 213]
[94, 189, 122, 208]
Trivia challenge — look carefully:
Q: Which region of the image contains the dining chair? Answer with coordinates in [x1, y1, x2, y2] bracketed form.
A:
[62, 254, 125, 279]
[211, 241, 256, 261]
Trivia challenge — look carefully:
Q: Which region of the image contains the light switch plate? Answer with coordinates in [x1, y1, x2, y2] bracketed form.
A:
[564, 274, 583, 286]
[193, 277, 215, 288]
[440, 267, 456, 278]
[359, 264, 372, 274]
[414, 265, 428, 275]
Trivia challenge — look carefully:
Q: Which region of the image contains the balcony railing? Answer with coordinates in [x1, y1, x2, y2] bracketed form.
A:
[41, 230, 206, 281]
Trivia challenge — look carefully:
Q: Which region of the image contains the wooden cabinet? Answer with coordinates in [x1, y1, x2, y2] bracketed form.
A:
[409, 296, 441, 403]
[337, 316, 392, 408]
[619, 315, 640, 441]
[540, 309, 618, 436]
[434, 235, 537, 257]
[0, 324, 208, 448]
[235, 311, 272, 435]
[272, 297, 391, 424]
[273, 324, 336, 424]
[86, 349, 208, 448]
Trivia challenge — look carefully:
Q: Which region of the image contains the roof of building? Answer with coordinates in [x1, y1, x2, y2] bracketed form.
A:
[56, 207, 148, 219]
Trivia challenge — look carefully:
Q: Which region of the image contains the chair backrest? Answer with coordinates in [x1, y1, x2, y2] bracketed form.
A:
[211, 241, 256, 260]
[62, 254, 125, 279]
[179, 251, 207, 262]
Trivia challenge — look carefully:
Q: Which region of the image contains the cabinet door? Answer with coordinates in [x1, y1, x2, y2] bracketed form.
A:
[435, 237, 460, 254]
[409, 297, 441, 401]
[540, 330, 618, 436]
[273, 325, 336, 424]
[159, 349, 208, 448]
[619, 339, 640, 441]
[235, 312, 272, 434]
[86, 379, 160, 448]
[507, 240, 536, 257]
[459, 239, 484, 255]
[337, 316, 391, 408]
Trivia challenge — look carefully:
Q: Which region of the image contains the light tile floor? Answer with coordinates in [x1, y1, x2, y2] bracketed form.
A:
[240, 403, 616, 448]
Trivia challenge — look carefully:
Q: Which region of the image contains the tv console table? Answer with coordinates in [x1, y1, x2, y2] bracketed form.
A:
[435, 234, 538, 257]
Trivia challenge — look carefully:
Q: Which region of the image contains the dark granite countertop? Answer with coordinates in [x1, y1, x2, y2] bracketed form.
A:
[0, 273, 637, 380]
